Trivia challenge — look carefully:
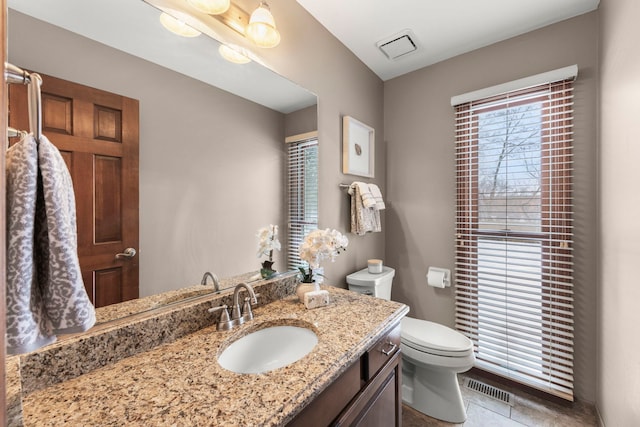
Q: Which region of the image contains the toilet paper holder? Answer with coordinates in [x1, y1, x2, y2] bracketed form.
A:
[427, 267, 451, 288]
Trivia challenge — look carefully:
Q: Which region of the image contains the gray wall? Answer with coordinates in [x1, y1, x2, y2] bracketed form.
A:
[285, 105, 317, 137]
[8, 11, 287, 296]
[599, 0, 640, 425]
[383, 12, 599, 402]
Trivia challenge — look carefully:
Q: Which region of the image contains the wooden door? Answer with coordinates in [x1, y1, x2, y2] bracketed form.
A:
[8, 73, 139, 308]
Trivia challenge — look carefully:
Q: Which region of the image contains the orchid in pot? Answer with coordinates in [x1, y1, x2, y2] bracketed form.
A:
[257, 224, 281, 278]
[297, 228, 349, 300]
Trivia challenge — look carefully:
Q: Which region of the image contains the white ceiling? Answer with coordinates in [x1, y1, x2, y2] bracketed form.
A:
[296, 0, 600, 81]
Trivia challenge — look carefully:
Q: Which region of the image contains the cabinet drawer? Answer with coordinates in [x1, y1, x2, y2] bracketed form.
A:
[335, 350, 401, 427]
[365, 323, 401, 381]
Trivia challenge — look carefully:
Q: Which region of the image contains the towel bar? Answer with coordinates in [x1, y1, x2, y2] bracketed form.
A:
[4, 62, 43, 143]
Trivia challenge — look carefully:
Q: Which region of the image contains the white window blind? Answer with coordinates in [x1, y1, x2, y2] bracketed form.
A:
[286, 134, 318, 271]
[453, 77, 575, 400]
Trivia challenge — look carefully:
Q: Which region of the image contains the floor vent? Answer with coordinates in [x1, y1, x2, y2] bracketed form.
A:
[464, 378, 514, 406]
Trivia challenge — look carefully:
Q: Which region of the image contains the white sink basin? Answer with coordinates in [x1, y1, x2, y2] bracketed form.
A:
[218, 325, 318, 374]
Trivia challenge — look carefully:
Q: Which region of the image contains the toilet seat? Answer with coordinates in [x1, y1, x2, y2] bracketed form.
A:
[401, 317, 473, 357]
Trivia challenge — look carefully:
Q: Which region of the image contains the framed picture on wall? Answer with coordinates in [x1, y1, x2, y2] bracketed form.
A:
[342, 115, 375, 178]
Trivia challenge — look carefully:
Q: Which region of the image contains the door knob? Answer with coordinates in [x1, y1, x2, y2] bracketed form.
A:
[115, 247, 137, 259]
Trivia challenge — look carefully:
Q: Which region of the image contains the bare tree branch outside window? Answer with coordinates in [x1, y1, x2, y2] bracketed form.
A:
[477, 103, 542, 233]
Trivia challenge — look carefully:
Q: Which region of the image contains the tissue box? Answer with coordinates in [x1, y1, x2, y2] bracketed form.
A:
[304, 290, 330, 309]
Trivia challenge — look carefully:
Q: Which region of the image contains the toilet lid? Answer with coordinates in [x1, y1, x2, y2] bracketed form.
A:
[401, 317, 473, 354]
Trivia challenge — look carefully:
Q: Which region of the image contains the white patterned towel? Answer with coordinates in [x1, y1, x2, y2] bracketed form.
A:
[5, 134, 96, 355]
[36, 135, 95, 335]
[6, 135, 56, 354]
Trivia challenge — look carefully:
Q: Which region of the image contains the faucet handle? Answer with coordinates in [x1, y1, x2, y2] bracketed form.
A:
[208, 304, 226, 314]
[208, 305, 234, 331]
[208, 305, 230, 320]
[242, 297, 254, 322]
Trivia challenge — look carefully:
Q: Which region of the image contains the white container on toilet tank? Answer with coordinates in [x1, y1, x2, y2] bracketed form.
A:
[346, 267, 395, 299]
[367, 259, 383, 274]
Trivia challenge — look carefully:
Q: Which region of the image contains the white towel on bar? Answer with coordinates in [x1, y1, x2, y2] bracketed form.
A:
[356, 182, 377, 209]
[368, 183, 386, 210]
[348, 182, 380, 236]
[5, 134, 96, 355]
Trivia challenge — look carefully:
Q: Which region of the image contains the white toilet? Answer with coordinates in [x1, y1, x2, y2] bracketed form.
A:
[346, 266, 475, 423]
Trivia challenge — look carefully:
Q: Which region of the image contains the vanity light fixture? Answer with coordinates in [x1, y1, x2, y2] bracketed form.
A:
[218, 44, 251, 64]
[246, 1, 281, 48]
[159, 12, 201, 37]
[150, 0, 281, 49]
[187, 0, 230, 15]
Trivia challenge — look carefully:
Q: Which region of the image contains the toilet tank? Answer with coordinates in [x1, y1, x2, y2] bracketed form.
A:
[346, 267, 395, 301]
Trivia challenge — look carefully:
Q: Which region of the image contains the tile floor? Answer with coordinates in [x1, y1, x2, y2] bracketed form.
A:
[402, 372, 598, 427]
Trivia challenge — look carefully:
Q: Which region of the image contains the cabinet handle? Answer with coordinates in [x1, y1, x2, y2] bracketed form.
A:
[381, 341, 397, 356]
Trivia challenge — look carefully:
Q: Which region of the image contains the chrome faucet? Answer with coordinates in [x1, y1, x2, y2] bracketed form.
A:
[231, 282, 258, 325]
[208, 282, 258, 331]
[201, 271, 220, 292]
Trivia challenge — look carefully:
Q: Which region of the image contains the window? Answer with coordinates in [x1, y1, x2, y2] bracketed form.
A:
[453, 74, 575, 400]
[286, 132, 319, 271]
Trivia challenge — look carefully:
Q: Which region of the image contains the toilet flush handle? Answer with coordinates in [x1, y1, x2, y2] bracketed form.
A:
[381, 341, 397, 356]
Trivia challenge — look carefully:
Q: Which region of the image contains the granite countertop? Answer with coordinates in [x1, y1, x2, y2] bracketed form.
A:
[21, 287, 408, 426]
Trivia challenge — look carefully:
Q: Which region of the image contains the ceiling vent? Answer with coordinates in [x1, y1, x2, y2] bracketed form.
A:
[376, 29, 419, 60]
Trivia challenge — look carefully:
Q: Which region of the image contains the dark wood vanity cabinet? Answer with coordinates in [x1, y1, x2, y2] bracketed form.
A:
[288, 323, 402, 427]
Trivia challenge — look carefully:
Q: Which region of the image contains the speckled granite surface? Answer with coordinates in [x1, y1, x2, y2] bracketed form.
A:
[18, 273, 300, 396]
[6, 273, 300, 426]
[5, 356, 22, 426]
[20, 287, 408, 426]
[94, 271, 263, 324]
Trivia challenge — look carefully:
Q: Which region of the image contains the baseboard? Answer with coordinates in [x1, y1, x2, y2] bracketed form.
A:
[596, 405, 606, 427]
